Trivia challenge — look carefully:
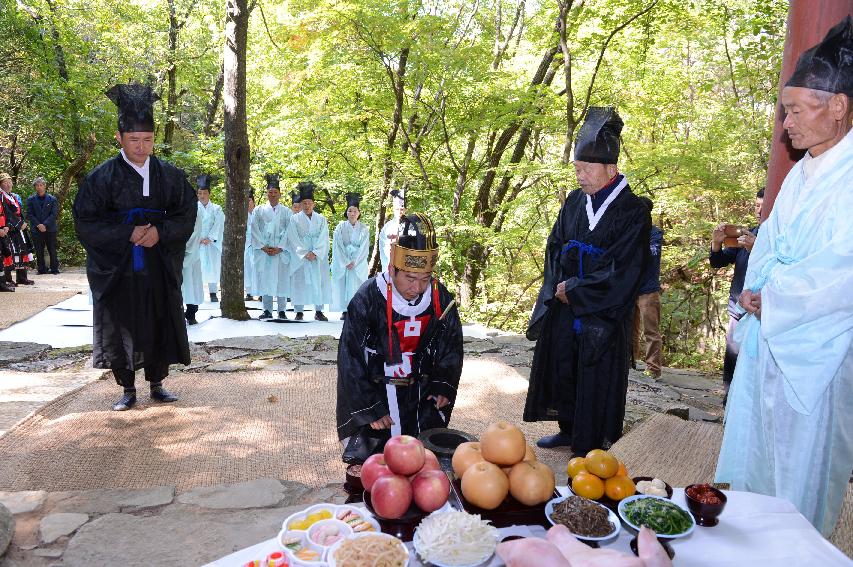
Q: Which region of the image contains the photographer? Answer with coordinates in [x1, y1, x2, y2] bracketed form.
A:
[709, 188, 763, 403]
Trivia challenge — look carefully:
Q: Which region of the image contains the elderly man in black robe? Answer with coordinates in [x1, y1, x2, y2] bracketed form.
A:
[336, 212, 463, 463]
[525, 107, 651, 456]
[73, 84, 197, 411]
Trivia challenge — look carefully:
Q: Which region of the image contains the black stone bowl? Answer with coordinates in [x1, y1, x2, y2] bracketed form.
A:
[418, 428, 477, 470]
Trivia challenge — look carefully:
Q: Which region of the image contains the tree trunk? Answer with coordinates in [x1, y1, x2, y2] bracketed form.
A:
[460, 46, 559, 306]
[204, 61, 225, 136]
[368, 47, 410, 277]
[162, 0, 180, 155]
[221, 0, 251, 321]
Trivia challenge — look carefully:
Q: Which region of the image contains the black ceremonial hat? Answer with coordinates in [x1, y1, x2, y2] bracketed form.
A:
[574, 107, 623, 164]
[786, 16, 853, 96]
[265, 174, 280, 190]
[196, 174, 212, 190]
[291, 190, 300, 204]
[390, 189, 406, 206]
[297, 181, 316, 202]
[106, 83, 159, 133]
[345, 192, 361, 209]
[391, 212, 439, 273]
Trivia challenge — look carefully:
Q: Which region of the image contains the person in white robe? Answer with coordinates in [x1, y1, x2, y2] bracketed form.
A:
[252, 174, 292, 319]
[715, 17, 853, 537]
[196, 175, 224, 303]
[290, 190, 302, 216]
[378, 189, 405, 273]
[287, 181, 331, 321]
[331, 193, 370, 318]
[244, 194, 255, 300]
[181, 199, 205, 325]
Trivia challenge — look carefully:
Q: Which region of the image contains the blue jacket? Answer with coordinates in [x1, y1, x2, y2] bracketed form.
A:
[27, 193, 59, 232]
[638, 225, 663, 295]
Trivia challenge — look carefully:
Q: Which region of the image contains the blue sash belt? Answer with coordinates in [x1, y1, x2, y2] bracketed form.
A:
[560, 240, 606, 333]
[121, 208, 165, 272]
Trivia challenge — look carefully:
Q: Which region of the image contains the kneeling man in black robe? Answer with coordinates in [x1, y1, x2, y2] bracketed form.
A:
[336, 213, 463, 463]
[525, 107, 651, 456]
[73, 84, 197, 411]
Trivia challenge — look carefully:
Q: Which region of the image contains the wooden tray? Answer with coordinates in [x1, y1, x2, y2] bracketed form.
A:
[449, 479, 557, 529]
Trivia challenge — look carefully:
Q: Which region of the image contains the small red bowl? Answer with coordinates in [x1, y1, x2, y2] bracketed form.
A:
[684, 483, 727, 527]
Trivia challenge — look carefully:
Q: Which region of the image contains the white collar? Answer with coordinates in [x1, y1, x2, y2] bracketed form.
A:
[584, 175, 628, 231]
[803, 128, 853, 181]
[120, 150, 151, 197]
[374, 272, 432, 317]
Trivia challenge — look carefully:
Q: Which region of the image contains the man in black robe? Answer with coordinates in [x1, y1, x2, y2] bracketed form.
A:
[525, 107, 651, 455]
[336, 212, 463, 463]
[73, 84, 197, 411]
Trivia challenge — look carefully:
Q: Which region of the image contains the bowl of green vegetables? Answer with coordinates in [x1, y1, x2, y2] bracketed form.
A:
[617, 495, 696, 539]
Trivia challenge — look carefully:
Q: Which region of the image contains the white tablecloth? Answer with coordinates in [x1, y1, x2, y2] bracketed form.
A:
[205, 488, 852, 566]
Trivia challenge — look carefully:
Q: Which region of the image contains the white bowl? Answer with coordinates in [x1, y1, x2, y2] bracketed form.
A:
[544, 495, 621, 541]
[277, 528, 326, 566]
[412, 512, 499, 567]
[282, 503, 338, 531]
[617, 494, 696, 539]
[327, 531, 410, 567]
[307, 519, 353, 548]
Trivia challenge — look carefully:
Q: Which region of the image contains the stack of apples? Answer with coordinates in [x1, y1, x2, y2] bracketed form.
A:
[566, 449, 635, 502]
[452, 421, 556, 510]
[361, 435, 450, 519]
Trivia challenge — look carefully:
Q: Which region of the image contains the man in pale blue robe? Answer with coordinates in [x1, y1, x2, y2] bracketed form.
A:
[378, 189, 405, 273]
[181, 199, 205, 325]
[331, 193, 370, 319]
[196, 175, 224, 303]
[715, 17, 853, 537]
[252, 174, 292, 319]
[287, 181, 331, 321]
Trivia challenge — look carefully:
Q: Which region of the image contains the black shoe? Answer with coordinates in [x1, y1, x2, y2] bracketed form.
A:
[536, 432, 572, 449]
[51, 270, 61, 275]
[340, 312, 347, 320]
[150, 386, 179, 403]
[37, 270, 48, 275]
[295, 312, 304, 321]
[186, 317, 198, 325]
[112, 392, 137, 411]
[259, 310, 273, 320]
[210, 292, 218, 303]
[0, 281, 13, 292]
[278, 311, 288, 320]
[314, 311, 328, 322]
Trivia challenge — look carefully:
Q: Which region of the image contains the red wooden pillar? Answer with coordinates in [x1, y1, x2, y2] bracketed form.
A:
[763, 1, 853, 219]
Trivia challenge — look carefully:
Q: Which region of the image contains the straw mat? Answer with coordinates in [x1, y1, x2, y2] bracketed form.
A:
[608, 412, 723, 488]
[0, 359, 567, 492]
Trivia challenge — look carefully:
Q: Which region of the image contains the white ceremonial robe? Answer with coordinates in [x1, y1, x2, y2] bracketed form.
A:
[251, 203, 292, 297]
[244, 209, 255, 293]
[181, 203, 205, 306]
[378, 217, 399, 273]
[331, 220, 370, 311]
[198, 201, 225, 284]
[287, 210, 332, 308]
[715, 129, 853, 537]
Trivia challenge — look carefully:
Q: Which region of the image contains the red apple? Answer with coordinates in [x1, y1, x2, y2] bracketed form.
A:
[411, 469, 450, 513]
[361, 453, 394, 492]
[383, 435, 426, 476]
[371, 474, 413, 519]
[409, 449, 442, 480]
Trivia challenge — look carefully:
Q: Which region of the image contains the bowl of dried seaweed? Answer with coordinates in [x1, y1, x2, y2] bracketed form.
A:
[545, 495, 620, 541]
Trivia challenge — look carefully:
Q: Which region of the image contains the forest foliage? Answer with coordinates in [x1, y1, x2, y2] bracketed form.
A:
[0, 0, 789, 370]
